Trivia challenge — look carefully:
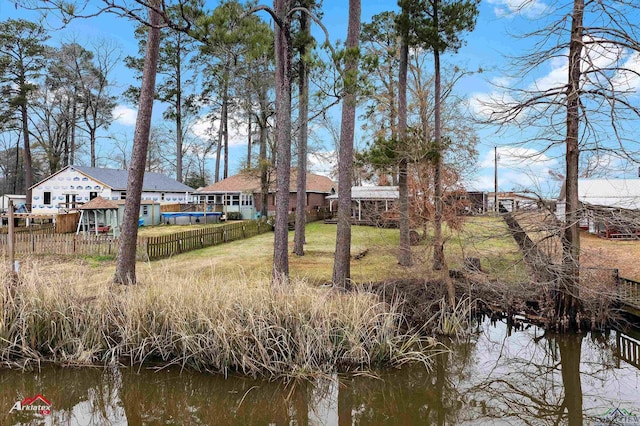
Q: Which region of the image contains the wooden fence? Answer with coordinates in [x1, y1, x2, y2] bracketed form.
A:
[0, 233, 128, 258]
[618, 275, 640, 311]
[616, 330, 640, 369]
[160, 203, 181, 213]
[144, 220, 272, 260]
[0, 220, 272, 261]
[56, 212, 81, 234]
[0, 223, 55, 235]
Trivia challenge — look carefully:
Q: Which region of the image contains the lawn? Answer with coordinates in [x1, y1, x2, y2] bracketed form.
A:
[131, 217, 530, 285]
[137, 221, 231, 238]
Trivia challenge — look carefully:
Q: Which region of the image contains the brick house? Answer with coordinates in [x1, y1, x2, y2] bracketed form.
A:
[193, 169, 335, 219]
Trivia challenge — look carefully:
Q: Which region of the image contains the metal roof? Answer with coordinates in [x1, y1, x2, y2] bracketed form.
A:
[577, 178, 640, 210]
[326, 186, 399, 200]
[69, 166, 193, 192]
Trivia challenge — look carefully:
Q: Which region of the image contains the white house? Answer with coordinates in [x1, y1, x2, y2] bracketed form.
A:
[30, 165, 194, 215]
[557, 178, 640, 237]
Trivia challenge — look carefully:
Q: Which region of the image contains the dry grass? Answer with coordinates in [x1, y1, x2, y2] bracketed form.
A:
[513, 210, 640, 280]
[0, 260, 437, 378]
[0, 217, 536, 376]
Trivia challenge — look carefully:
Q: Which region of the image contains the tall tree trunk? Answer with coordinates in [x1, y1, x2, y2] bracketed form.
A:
[397, 31, 412, 267]
[560, 0, 584, 329]
[223, 93, 229, 180]
[433, 48, 445, 272]
[114, 1, 161, 285]
[247, 112, 252, 170]
[214, 98, 225, 183]
[259, 88, 269, 217]
[294, 8, 310, 257]
[332, 0, 361, 288]
[272, 0, 293, 284]
[70, 99, 76, 165]
[20, 103, 33, 208]
[176, 39, 183, 183]
[90, 128, 97, 167]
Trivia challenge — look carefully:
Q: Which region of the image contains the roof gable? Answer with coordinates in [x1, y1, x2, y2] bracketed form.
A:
[78, 196, 119, 210]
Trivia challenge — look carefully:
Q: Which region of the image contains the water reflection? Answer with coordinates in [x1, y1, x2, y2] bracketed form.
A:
[1, 319, 639, 425]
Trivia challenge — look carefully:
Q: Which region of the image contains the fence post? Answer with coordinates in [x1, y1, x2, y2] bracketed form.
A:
[8, 200, 16, 276]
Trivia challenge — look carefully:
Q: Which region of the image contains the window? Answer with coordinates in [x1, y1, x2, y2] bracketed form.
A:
[241, 194, 253, 206]
[90, 192, 97, 200]
[161, 193, 165, 201]
[142, 205, 149, 216]
[231, 195, 240, 206]
[44, 192, 51, 205]
[120, 192, 126, 200]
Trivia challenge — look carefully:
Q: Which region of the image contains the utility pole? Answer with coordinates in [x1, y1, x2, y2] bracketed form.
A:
[494, 146, 498, 213]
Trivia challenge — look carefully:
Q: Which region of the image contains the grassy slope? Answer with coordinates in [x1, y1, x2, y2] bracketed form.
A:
[73, 217, 528, 287]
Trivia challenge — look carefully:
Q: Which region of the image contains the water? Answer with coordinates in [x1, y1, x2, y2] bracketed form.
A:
[1, 318, 639, 425]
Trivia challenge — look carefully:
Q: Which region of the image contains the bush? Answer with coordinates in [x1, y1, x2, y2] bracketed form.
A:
[226, 212, 242, 220]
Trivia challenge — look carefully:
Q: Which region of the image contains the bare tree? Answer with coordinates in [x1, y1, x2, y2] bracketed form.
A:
[480, 0, 640, 329]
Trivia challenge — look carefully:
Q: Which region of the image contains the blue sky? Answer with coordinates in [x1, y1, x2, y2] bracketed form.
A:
[2, 0, 639, 197]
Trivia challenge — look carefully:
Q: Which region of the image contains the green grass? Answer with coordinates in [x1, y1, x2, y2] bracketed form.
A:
[137, 221, 230, 238]
[162, 217, 528, 285]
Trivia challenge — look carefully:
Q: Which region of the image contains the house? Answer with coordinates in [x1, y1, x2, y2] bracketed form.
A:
[30, 165, 194, 215]
[557, 178, 640, 238]
[193, 169, 336, 219]
[326, 186, 399, 224]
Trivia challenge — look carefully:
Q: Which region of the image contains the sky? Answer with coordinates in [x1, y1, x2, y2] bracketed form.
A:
[2, 0, 639, 198]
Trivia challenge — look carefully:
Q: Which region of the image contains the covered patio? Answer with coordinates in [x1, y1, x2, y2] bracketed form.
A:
[76, 196, 120, 236]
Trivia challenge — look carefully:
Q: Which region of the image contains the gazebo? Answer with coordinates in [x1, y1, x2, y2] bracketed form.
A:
[76, 196, 120, 236]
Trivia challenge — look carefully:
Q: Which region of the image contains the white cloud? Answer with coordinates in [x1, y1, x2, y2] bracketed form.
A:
[612, 51, 640, 93]
[307, 151, 337, 178]
[471, 145, 561, 194]
[190, 116, 249, 147]
[112, 105, 137, 126]
[488, 0, 548, 18]
[479, 146, 557, 169]
[468, 91, 517, 120]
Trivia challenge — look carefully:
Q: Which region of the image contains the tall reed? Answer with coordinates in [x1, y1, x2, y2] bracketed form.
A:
[0, 261, 436, 378]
